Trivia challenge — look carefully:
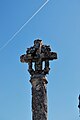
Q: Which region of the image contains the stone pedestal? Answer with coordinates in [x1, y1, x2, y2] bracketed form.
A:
[30, 75, 48, 120]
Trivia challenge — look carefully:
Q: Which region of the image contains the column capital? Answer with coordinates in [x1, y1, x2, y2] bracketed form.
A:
[30, 74, 48, 86]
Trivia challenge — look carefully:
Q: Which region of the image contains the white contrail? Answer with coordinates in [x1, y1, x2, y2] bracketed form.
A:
[0, 0, 49, 51]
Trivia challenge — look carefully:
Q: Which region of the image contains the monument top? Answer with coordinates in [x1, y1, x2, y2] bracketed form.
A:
[20, 39, 57, 76]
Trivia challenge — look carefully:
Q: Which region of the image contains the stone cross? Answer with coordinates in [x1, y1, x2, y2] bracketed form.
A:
[20, 39, 57, 120]
[20, 39, 57, 75]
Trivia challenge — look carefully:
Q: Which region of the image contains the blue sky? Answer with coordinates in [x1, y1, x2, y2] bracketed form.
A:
[0, 0, 80, 120]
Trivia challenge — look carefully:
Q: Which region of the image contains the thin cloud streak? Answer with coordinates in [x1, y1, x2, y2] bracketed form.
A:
[0, 0, 49, 51]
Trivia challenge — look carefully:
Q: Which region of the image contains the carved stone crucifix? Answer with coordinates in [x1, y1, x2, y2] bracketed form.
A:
[20, 39, 57, 75]
[20, 39, 57, 120]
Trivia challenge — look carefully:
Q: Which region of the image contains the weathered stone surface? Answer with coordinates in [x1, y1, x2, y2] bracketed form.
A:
[20, 39, 57, 76]
[20, 39, 57, 120]
[30, 76, 48, 120]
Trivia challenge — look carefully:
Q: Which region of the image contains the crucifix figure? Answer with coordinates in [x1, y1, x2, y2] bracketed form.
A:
[20, 39, 57, 120]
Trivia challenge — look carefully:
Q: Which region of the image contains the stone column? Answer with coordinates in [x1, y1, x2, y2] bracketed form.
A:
[30, 75, 48, 120]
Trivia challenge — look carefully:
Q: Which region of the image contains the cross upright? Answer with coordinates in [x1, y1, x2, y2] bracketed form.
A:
[20, 39, 57, 120]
